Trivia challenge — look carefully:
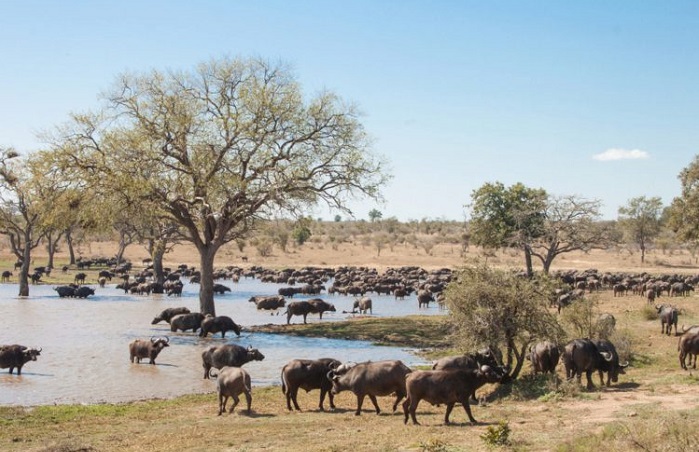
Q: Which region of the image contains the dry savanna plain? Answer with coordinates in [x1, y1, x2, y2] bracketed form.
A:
[2, 239, 699, 451]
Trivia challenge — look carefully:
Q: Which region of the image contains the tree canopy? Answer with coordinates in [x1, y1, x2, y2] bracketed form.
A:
[668, 155, 699, 246]
[50, 57, 389, 315]
[468, 182, 611, 275]
[618, 196, 663, 263]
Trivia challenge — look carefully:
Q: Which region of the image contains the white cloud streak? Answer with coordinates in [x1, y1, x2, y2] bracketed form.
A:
[592, 148, 650, 161]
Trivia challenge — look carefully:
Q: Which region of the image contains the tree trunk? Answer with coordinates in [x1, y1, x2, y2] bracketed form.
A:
[46, 231, 63, 269]
[640, 243, 646, 264]
[523, 246, 534, 277]
[152, 243, 166, 286]
[66, 230, 76, 265]
[115, 230, 130, 266]
[18, 235, 31, 297]
[198, 246, 217, 316]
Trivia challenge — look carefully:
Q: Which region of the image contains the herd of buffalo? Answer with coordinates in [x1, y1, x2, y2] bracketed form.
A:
[3, 262, 699, 424]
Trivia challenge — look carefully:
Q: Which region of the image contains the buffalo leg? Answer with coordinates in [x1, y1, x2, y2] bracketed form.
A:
[585, 370, 594, 390]
[406, 398, 421, 425]
[392, 392, 405, 412]
[355, 394, 365, 415]
[327, 390, 336, 410]
[444, 402, 455, 424]
[319, 388, 332, 411]
[462, 398, 477, 424]
[244, 391, 252, 414]
[229, 394, 240, 413]
[303, 314, 308, 324]
[368, 394, 381, 414]
[218, 394, 227, 415]
[402, 398, 410, 424]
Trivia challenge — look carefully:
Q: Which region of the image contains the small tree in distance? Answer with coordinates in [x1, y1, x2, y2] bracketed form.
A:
[617, 196, 663, 263]
[368, 208, 383, 222]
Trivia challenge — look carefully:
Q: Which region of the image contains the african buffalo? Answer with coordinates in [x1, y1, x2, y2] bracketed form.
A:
[403, 365, 505, 425]
[656, 304, 679, 336]
[212, 366, 252, 415]
[199, 315, 241, 338]
[213, 283, 231, 295]
[74, 272, 87, 285]
[151, 307, 191, 325]
[202, 344, 265, 379]
[170, 312, 205, 333]
[328, 360, 412, 415]
[1, 270, 12, 282]
[352, 297, 372, 314]
[281, 358, 341, 411]
[593, 339, 628, 386]
[129, 336, 170, 365]
[562, 338, 619, 389]
[74, 286, 95, 298]
[417, 290, 434, 308]
[284, 299, 336, 325]
[678, 326, 699, 370]
[54, 285, 76, 298]
[0, 344, 41, 375]
[527, 341, 560, 375]
[249, 295, 286, 310]
[432, 347, 502, 402]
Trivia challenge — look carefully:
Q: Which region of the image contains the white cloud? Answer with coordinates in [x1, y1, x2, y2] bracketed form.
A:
[592, 148, 650, 161]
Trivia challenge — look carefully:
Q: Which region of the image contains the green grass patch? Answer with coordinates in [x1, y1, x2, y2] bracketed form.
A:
[249, 315, 452, 349]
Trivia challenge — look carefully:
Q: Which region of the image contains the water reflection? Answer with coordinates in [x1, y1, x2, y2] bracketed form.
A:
[0, 278, 442, 405]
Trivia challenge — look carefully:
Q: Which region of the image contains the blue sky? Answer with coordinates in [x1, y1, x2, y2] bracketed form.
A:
[1, 1, 698, 221]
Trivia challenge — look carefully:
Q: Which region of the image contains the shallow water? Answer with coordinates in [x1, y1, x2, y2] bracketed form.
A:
[0, 278, 443, 406]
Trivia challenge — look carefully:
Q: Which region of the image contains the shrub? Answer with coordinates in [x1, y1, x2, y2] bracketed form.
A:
[480, 421, 511, 447]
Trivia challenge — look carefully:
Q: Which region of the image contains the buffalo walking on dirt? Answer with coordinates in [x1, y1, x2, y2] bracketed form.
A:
[212, 366, 252, 415]
[281, 358, 341, 411]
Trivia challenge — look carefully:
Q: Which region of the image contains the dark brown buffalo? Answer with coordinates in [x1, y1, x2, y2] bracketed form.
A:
[284, 299, 336, 325]
[0, 344, 41, 375]
[678, 325, 699, 370]
[129, 336, 170, 364]
[562, 338, 617, 389]
[199, 315, 241, 338]
[417, 290, 434, 308]
[249, 295, 286, 310]
[54, 285, 76, 298]
[170, 312, 205, 333]
[403, 365, 505, 425]
[281, 358, 341, 411]
[328, 360, 412, 415]
[212, 366, 252, 415]
[151, 307, 191, 325]
[592, 339, 628, 386]
[527, 341, 560, 375]
[656, 304, 679, 336]
[432, 348, 502, 401]
[202, 344, 265, 379]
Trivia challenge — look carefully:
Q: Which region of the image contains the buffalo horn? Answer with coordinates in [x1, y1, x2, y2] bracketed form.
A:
[600, 351, 613, 362]
[326, 370, 336, 381]
[620, 361, 629, 368]
[150, 336, 157, 343]
[163, 336, 170, 344]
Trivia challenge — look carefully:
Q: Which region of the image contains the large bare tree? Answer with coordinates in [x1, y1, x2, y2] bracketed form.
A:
[51, 57, 388, 315]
